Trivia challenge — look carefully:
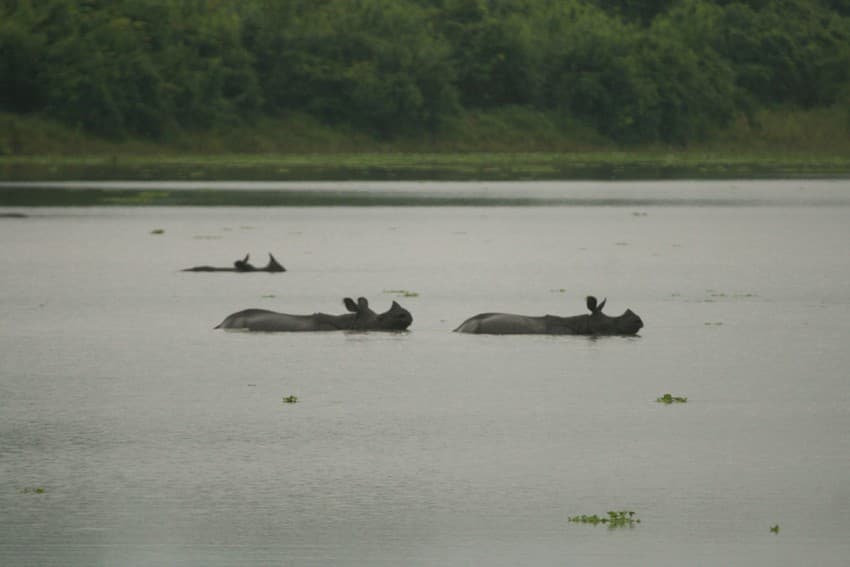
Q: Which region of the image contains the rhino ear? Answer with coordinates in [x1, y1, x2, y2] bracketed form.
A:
[586, 296, 598, 313]
[597, 298, 607, 312]
[357, 297, 369, 310]
[344, 297, 358, 312]
[391, 300, 401, 309]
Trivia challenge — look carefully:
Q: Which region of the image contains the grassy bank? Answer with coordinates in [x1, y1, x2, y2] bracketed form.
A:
[1, 106, 849, 181]
[3, 151, 850, 183]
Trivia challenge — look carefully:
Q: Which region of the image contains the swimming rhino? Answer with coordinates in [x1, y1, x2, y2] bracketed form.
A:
[454, 296, 643, 335]
[184, 253, 285, 273]
[215, 297, 413, 332]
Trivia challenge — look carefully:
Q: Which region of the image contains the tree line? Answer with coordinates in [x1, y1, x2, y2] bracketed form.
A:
[2, 0, 849, 145]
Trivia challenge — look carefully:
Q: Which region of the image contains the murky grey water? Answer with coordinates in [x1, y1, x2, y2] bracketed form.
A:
[2, 181, 850, 566]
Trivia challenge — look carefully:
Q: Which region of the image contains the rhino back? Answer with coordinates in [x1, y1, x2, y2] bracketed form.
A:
[216, 309, 333, 331]
[455, 313, 547, 334]
[543, 314, 589, 334]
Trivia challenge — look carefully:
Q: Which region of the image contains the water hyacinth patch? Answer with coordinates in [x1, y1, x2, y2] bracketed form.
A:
[383, 289, 419, 298]
[569, 510, 640, 528]
[656, 393, 688, 404]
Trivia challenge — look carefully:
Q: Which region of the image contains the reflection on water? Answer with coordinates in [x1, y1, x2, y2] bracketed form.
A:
[3, 158, 849, 183]
[1, 182, 850, 566]
[2, 179, 850, 207]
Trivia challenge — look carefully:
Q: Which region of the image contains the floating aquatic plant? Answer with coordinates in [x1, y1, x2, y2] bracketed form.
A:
[705, 290, 758, 300]
[104, 190, 170, 205]
[20, 487, 46, 494]
[150, 228, 164, 234]
[282, 395, 298, 404]
[656, 393, 688, 404]
[383, 289, 419, 298]
[569, 510, 640, 528]
[770, 524, 780, 534]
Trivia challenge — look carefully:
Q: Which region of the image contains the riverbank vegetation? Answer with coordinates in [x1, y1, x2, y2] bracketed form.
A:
[1, 0, 849, 175]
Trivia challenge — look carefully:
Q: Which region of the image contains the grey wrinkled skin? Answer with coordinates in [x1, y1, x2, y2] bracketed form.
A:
[454, 296, 643, 336]
[215, 297, 412, 332]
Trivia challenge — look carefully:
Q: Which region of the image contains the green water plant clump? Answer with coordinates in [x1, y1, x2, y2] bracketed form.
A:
[770, 524, 780, 534]
[383, 289, 419, 298]
[656, 393, 688, 404]
[569, 510, 640, 528]
[282, 395, 298, 404]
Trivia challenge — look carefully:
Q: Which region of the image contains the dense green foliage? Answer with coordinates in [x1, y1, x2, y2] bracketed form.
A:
[1, 0, 848, 146]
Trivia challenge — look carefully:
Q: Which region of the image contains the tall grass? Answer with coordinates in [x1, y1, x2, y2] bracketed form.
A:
[2, 106, 849, 181]
[700, 105, 850, 154]
[3, 105, 848, 157]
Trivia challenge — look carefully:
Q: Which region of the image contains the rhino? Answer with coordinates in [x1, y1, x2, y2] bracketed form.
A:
[454, 296, 643, 335]
[215, 297, 413, 332]
[184, 253, 285, 273]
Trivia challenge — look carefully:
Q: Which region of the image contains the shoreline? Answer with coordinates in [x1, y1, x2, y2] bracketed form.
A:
[2, 151, 849, 183]
[2, 178, 848, 208]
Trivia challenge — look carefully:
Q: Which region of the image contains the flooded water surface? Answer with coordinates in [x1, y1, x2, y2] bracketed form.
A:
[1, 181, 849, 565]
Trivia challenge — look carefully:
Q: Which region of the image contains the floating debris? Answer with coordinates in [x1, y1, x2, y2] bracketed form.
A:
[656, 393, 688, 404]
[383, 289, 419, 298]
[569, 511, 640, 528]
[282, 395, 298, 404]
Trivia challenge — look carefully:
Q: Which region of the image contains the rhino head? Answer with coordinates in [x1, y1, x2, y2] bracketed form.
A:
[586, 295, 643, 335]
[343, 297, 413, 331]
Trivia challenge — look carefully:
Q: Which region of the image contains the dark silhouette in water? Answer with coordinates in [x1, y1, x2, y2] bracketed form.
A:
[454, 296, 643, 335]
[183, 253, 286, 273]
[215, 297, 413, 332]
[233, 253, 253, 271]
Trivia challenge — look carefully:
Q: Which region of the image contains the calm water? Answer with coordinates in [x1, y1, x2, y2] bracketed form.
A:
[2, 181, 850, 566]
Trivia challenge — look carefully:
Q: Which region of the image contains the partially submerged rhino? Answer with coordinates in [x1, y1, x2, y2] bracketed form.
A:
[184, 253, 285, 273]
[454, 296, 643, 335]
[215, 297, 413, 332]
